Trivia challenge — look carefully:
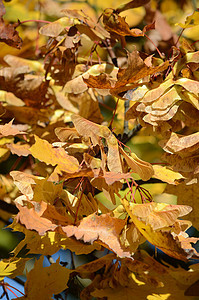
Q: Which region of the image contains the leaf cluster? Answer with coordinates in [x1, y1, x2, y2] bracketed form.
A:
[0, 0, 199, 299]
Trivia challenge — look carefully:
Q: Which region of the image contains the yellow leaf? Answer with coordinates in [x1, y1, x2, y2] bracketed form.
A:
[0, 257, 27, 281]
[177, 11, 199, 28]
[122, 199, 192, 260]
[153, 165, 184, 184]
[30, 135, 79, 174]
[33, 177, 63, 204]
[147, 294, 171, 299]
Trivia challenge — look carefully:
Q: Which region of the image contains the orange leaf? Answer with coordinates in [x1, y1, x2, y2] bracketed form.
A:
[0, 119, 26, 137]
[62, 213, 133, 259]
[15, 202, 58, 235]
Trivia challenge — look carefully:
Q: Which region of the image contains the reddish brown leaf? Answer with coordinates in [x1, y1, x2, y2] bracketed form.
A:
[116, 0, 150, 13]
[0, 19, 22, 49]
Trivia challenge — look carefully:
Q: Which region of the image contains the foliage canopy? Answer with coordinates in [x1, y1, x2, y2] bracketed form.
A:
[0, 0, 199, 299]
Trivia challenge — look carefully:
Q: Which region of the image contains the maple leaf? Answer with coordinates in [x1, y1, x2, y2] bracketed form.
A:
[84, 50, 169, 96]
[30, 135, 79, 174]
[0, 19, 22, 49]
[0, 257, 28, 281]
[0, 119, 26, 137]
[10, 223, 100, 257]
[62, 213, 133, 259]
[72, 114, 122, 173]
[0, 65, 53, 108]
[15, 201, 59, 235]
[119, 147, 154, 181]
[122, 199, 195, 260]
[19, 256, 71, 300]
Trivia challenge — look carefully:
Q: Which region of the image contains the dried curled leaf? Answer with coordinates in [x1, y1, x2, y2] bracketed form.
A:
[72, 114, 122, 173]
[120, 147, 154, 181]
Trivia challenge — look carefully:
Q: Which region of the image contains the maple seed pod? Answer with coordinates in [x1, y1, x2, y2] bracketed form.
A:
[101, 126, 111, 138]
[116, 205, 126, 213]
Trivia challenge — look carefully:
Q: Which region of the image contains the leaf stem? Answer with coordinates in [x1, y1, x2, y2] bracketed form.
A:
[18, 19, 52, 25]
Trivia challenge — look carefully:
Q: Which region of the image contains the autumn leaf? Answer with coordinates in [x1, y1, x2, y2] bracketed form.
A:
[72, 114, 122, 173]
[10, 223, 100, 257]
[20, 256, 71, 300]
[30, 135, 79, 174]
[153, 165, 184, 185]
[119, 147, 154, 181]
[1, 1, 199, 298]
[0, 19, 22, 49]
[62, 213, 133, 258]
[15, 201, 59, 235]
[0, 257, 28, 281]
[122, 199, 194, 260]
[0, 119, 26, 137]
[177, 11, 199, 29]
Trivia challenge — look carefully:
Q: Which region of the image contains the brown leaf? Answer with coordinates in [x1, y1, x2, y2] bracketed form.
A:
[62, 213, 132, 258]
[160, 132, 199, 156]
[0, 19, 22, 49]
[102, 9, 134, 37]
[0, 66, 52, 107]
[116, 0, 150, 14]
